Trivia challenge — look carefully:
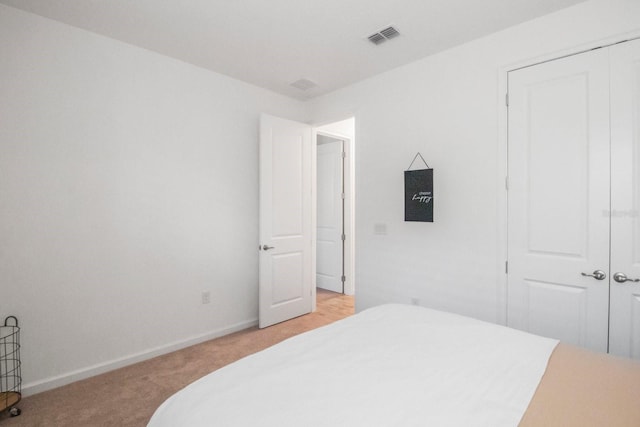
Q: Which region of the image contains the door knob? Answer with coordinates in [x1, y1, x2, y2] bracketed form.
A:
[613, 272, 640, 283]
[262, 245, 275, 251]
[581, 270, 606, 280]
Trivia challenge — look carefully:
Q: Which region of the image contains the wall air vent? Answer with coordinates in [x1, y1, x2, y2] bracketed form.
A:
[367, 26, 400, 45]
[290, 78, 317, 91]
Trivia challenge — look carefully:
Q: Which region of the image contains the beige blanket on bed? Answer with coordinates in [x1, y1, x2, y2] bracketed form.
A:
[520, 343, 640, 427]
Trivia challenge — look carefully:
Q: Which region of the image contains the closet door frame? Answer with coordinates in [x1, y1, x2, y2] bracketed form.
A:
[496, 32, 640, 327]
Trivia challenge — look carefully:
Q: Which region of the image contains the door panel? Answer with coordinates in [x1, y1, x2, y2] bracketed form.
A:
[632, 296, 640, 358]
[316, 136, 344, 293]
[525, 280, 588, 344]
[609, 38, 640, 359]
[507, 49, 611, 352]
[271, 252, 304, 303]
[259, 114, 312, 328]
[525, 75, 589, 258]
[271, 132, 304, 236]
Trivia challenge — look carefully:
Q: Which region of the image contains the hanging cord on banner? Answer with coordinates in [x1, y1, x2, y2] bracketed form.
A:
[407, 152, 430, 170]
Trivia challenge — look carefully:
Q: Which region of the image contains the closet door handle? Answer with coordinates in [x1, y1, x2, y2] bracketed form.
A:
[581, 270, 606, 280]
[613, 272, 640, 283]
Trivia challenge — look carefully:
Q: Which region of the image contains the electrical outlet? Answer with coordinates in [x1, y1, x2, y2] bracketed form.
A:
[201, 291, 211, 304]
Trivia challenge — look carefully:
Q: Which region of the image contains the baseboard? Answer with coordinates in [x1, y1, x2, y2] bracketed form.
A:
[22, 318, 258, 397]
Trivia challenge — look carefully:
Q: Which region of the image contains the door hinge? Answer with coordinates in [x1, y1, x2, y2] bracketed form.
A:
[341, 234, 346, 241]
[341, 192, 345, 200]
[505, 176, 509, 191]
[505, 261, 509, 274]
[341, 275, 346, 283]
[342, 151, 346, 159]
[505, 93, 509, 107]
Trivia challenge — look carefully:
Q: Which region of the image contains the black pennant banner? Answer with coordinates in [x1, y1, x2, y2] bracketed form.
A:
[404, 168, 433, 222]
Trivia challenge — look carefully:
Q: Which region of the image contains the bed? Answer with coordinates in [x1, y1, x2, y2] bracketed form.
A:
[148, 304, 640, 427]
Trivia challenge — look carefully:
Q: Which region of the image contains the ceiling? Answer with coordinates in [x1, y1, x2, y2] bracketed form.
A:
[1, 0, 587, 100]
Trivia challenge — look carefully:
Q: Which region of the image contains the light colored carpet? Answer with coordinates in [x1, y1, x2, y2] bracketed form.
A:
[1, 289, 354, 427]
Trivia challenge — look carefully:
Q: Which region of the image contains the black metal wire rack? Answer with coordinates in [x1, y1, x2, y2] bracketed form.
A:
[0, 316, 21, 418]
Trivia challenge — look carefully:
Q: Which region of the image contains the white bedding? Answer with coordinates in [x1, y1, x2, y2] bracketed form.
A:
[148, 304, 558, 427]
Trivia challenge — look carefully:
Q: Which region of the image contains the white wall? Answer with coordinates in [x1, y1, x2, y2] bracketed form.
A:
[308, 0, 640, 323]
[4, 0, 640, 397]
[0, 4, 308, 394]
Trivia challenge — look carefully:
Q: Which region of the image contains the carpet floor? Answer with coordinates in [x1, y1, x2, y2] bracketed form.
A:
[1, 289, 354, 427]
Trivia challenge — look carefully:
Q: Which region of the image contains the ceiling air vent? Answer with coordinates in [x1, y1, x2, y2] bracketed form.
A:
[367, 26, 400, 45]
[368, 33, 386, 45]
[290, 78, 317, 91]
[380, 26, 400, 40]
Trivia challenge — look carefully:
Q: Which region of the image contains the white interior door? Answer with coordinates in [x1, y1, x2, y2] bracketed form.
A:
[609, 38, 640, 359]
[316, 135, 344, 293]
[507, 48, 611, 352]
[259, 114, 313, 328]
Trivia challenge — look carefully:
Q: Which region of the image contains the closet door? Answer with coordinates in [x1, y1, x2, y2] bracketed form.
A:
[610, 38, 640, 359]
[507, 48, 611, 352]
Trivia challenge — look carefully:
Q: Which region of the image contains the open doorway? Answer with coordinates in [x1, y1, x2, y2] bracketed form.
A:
[315, 118, 355, 304]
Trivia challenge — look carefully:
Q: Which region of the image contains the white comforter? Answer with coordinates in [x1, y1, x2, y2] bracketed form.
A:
[148, 304, 557, 427]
